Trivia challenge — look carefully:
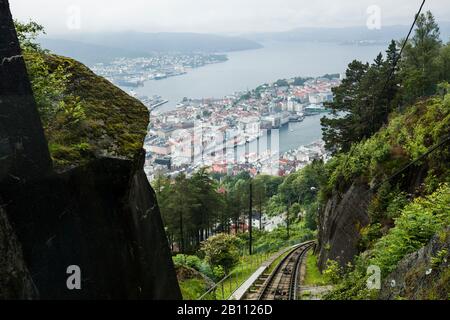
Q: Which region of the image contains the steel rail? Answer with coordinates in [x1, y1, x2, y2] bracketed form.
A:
[257, 241, 314, 300]
[291, 243, 315, 300]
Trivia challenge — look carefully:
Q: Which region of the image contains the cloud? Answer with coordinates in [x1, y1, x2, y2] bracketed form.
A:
[9, 0, 450, 35]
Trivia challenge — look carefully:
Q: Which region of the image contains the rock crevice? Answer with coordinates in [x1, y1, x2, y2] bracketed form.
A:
[317, 183, 372, 270]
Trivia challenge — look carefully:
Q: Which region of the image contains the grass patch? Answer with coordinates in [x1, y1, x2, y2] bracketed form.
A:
[304, 251, 328, 286]
[216, 252, 269, 300]
[179, 278, 211, 300]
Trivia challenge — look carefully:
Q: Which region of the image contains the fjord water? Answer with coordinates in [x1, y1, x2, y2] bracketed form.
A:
[133, 41, 387, 150]
[134, 41, 387, 111]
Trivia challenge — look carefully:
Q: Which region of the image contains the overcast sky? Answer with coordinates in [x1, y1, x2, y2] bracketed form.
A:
[9, 0, 450, 35]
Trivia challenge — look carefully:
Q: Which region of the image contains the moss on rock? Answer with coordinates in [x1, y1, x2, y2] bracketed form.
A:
[24, 53, 149, 169]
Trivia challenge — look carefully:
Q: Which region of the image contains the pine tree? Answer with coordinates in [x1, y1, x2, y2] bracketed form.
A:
[401, 11, 442, 102]
[321, 60, 369, 153]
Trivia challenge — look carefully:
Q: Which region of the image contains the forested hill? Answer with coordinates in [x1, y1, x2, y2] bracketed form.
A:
[245, 22, 450, 45]
[40, 32, 263, 64]
[309, 11, 450, 300]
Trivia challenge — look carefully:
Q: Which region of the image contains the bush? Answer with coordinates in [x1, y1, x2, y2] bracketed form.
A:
[431, 249, 448, 269]
[370, 184, 450, 276]
[358, 223, 382, 251]
[173, 254, 203, 271]
[252, 221, 315, 253]
[201, 234, 242, 273]
[323, 260, 342, 285]
[212, 265, 226, 280]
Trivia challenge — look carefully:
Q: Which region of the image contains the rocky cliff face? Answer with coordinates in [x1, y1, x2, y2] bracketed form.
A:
[315, 91, 450, 299]
[0, 0, 52, 183]
[379, 228, 450, 300]
[317, 165, 435, 272]
[0, 207, 38, 299]
[2, 153, 181, 299]
[317, 183, 372, 270]
[0, 0, 180, 300]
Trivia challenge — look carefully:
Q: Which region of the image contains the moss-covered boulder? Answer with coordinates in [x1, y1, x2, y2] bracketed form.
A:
[24, 53, 149, 169]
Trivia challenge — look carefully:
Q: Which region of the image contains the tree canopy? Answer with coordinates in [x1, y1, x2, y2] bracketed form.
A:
[321, 11, 449, 154]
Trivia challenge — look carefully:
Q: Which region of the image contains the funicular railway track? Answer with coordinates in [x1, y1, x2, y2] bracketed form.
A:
[257, 241, 315, 300]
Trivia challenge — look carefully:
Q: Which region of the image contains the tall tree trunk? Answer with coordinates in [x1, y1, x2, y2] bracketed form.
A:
[179, 211, 184, 253]
[259, 199, 263, 231]
[249, 181, 253, 255]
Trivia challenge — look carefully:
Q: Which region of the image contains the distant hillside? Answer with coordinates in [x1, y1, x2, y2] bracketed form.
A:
[41, 32, 263, 64]
[38, 38, 151, 64]
[246, 22, 450, 44]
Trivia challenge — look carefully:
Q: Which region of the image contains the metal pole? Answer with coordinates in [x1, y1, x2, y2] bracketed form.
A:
[221, 282, 224, 300]
[249, 181, 253, 255]
[286, 203, 290, 240]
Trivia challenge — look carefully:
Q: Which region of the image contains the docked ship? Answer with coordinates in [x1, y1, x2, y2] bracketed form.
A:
[115, 78, 145, 87]
[289, 113, 305, 122]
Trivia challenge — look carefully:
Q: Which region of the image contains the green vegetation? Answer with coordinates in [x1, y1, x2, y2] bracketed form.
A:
[401, 12, 445, 104]
[155, 169, 224, 253]
[173, 254, 205, 273]
[293, 77, 313, 86]
[321, 11, 450, 154]
[306, 12, 450, 300]
[370, 184, 450, 275]
[19, 4, 437, 300]
[322, 259, 342, 285]
[179, 278, 210, 300]
[319, 64, 450, 300]
[172, 221, 314, 300]
[155, 136, 323, 300]
[15, 20, 148, 169]
[172, 237, 277, 299]
[172, 254, 216, 300]
[157, 165, 317, 255]
[201, 234, 242, 274]
[161, 10, 450, 301]
[156, 166, 308, 254]
[324, 185, 450, 300]
[251, 221, 314, 252]
[274, 79, 289, 87]
[13, 10, 449, 301]
[431, 249, 448, 269]
[304, 251, 328, 286]
[321, 92, 450, 227]
[217, 252, 269, 300]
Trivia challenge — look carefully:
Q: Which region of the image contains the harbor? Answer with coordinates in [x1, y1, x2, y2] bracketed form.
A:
[142, 75, 339, 180]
